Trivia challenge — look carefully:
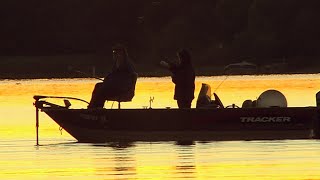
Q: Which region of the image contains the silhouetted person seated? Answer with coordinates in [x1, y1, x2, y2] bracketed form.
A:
[88, 44, 138, 108]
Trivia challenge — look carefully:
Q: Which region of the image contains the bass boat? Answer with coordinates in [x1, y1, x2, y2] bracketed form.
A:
[33, 84, 320, 143]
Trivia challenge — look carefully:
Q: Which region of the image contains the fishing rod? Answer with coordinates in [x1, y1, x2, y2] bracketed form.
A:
[213, 72, 230, 93]
[68, 67, 104, 81]
[73, 69, 104, 81]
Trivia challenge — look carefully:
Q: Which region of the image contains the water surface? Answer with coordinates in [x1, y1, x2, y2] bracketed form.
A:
[1, 74, 320, 179]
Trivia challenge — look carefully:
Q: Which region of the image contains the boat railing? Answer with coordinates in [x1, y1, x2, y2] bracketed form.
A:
[33, 95, 89, 104]
[33, 95, 89, 109]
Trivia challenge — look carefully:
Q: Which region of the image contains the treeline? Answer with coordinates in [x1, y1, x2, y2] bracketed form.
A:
[1, 0, 320, 77]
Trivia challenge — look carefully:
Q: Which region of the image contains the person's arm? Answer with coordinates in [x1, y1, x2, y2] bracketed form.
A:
[160, 61, 170, 68]
[160, 60, 178, 72]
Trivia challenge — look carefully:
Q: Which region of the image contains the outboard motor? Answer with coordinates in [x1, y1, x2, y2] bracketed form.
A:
[256, 89, 287, 108]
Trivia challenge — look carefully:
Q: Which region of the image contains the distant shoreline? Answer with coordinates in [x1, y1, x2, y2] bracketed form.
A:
[0, 68, 319, 80]
[1, 54, 319, 80]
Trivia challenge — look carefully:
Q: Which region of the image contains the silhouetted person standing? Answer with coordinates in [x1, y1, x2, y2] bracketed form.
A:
[160, 49, 195, 108]
[88, 44, 138, 108]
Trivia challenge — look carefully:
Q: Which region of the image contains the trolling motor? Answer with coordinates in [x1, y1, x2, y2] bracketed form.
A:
[33, 95, 89, 145]
[315, 92, 320, 137]
[317, 91, 320, 107]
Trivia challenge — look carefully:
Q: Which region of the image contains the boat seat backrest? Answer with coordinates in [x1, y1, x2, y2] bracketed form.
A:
[106, 73, 138, 103]
[197, 83, 216, 108]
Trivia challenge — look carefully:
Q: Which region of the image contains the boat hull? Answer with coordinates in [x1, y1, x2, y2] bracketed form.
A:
[41, 107, 320, 142]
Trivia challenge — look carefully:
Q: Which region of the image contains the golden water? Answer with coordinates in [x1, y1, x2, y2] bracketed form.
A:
[1, 74, 320, 179]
